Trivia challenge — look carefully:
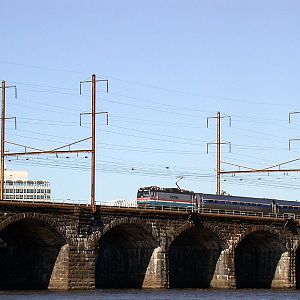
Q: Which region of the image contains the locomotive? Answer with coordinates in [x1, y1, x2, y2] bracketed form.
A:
[137, 186, 300, 215]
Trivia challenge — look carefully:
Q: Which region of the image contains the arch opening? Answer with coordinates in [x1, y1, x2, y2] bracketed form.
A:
[0, 219, 68, 290]
[235, 230, 286, 289]
[168, 226, 222, 288]
[95, 223, 158, 288]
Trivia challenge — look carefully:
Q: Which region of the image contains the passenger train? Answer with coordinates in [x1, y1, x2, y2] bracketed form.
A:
[137, 186, 300, 215]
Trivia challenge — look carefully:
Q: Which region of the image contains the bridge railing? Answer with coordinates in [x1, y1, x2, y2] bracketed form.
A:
[2, 198, 300, 221]
[100, 203, 300, 220]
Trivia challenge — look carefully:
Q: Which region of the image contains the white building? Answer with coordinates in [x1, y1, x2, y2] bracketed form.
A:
[3, 171, 51, 201]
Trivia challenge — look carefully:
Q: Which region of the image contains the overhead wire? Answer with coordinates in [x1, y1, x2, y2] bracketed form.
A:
[1, 60, 299, 109]
[1, 64, 300, 199]
[6, 79, 298, 135]
[7, 155, 299, 192]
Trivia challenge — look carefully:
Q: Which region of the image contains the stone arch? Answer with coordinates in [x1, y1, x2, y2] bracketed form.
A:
[166, 221, 226, 250]
[231, 224, 287, 251]
[233, 225, 289, 289]
[166, 221, 224, 288]
[103, 217, 157, 238]
[95, 217, 160, 288]
[0, 212, 70, 289]
[0, 212, 70, 244]
[92, 217, 159, 245]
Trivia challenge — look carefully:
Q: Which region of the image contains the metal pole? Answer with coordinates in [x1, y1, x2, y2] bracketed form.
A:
[91, 74, 96, 213]
[1, 81, 5, 200]
[217, 111, 221, 195]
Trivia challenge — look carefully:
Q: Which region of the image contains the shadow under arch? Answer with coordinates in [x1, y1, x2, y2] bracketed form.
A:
[0, 216, 68, 290]
[234, 230, 287, 289]
[295, 246, 300, 289]
[95, 222, 158, 288]
[168, 224, 222, 288]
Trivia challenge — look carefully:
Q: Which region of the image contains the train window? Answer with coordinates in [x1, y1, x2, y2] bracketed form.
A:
[137, 191, 143, 198]
[204, 200, 213, 203]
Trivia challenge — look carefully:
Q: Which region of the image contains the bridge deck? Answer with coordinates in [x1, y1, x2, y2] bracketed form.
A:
[0, 200, 298, 224]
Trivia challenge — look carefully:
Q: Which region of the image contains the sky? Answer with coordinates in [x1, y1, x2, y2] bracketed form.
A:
[0, 0, 300, 204]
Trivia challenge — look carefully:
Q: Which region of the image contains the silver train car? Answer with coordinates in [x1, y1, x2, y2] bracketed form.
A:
[137, 186, 300, 215]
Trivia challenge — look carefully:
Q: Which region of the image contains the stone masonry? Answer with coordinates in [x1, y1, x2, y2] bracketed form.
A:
[0, 201, 299, 290]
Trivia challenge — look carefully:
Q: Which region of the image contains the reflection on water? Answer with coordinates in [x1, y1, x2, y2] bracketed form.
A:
[0, 289, 299, 300]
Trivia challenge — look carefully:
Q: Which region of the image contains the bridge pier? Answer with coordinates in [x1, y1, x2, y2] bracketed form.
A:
[272, 250, 294, 288]
[142, 246, 168, 288]
[211, 249, 236, 288]
[68, 243, 95, 289]
[48, 244, 69, 289]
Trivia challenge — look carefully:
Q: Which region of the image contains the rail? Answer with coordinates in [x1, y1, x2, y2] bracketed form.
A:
[1, 199, 300, 221]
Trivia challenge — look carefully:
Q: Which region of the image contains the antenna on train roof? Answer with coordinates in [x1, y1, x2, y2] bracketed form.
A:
[175, 176, 184, 190]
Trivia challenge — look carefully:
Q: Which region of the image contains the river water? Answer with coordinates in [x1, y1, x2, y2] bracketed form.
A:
[0, 289, 299, 300]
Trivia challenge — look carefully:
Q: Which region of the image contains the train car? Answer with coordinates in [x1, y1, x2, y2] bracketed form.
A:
[275, 199, 300, 215]
[198, 193, 274, 213]
[137, 186, 195, 209]
[137, 186, 300, 216]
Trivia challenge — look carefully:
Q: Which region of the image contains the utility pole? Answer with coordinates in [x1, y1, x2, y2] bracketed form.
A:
[289, 111, 300, 124]
[1, 81, 5, 201]
[91, 74, 96, 213]
[288, 111, 300, 150]
[2, 77, 105, 208]
[210, 111, 300, 187]
[217, 112, 221, 195]
[0, 81, 16, 201]
[80, 74, 108, 213]
[207, 112, 231, 195]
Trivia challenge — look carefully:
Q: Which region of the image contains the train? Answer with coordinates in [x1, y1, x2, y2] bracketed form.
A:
[137, 186, 300, 215]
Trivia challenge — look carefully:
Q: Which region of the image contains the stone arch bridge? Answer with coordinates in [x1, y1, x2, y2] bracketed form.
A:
[0, 201, 300, 290]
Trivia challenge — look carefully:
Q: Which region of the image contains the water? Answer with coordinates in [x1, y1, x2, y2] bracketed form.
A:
[0, 289, 299, 300]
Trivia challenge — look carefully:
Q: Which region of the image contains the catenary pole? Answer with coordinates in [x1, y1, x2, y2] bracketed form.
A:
[1, 81, 5, 200]
[91, 74, 96, 213]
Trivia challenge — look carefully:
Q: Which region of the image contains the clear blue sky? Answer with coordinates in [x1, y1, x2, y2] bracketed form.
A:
[0, 0, 300, 203]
